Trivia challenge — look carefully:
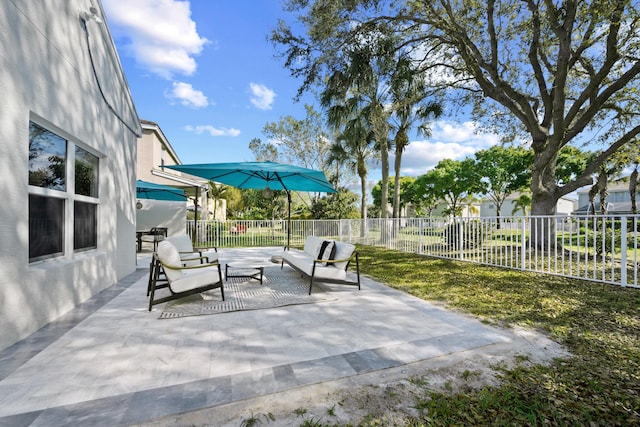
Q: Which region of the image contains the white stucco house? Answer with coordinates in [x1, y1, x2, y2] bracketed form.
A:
[0, 1, 141, 351]
[574, 179, 640, 215]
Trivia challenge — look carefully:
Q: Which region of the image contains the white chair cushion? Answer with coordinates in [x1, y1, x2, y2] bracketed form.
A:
[170, 266, 220, 293]
[165, 234, 194, 252]
[157, 241, 183, 282]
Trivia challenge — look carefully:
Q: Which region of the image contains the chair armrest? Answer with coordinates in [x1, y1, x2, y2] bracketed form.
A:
[194, 246, 217, 253]
[179, 254, 210, 263]
[161, 261, 219, 271]
[314, 257, 353, 264]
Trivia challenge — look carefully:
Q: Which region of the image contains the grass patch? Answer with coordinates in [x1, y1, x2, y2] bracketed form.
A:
[354, 245, 640, 426]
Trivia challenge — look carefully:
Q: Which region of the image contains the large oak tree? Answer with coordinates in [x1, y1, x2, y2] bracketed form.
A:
[272, 0, 640, 248]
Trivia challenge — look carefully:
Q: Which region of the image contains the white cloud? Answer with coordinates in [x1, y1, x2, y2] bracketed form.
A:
[166, 82, 209, 108]
[185, 125, 241, 137]
[249, 83, 276, 110]
[102, 0, 208, 78]
[388, 120, 500, 177]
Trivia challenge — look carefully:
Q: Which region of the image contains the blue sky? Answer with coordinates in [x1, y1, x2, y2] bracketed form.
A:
[101, 0, 500, 186]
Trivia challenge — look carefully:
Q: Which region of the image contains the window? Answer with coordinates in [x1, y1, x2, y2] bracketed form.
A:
[75, 146, 99, 197]
[29, 194, 64, 260]
[74, 201, 97, 251]
[28, 121, 100, 261]
[29, 122, 67, 190]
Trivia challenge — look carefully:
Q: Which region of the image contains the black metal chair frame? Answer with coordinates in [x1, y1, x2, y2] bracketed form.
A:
[148, 253, 224, 311]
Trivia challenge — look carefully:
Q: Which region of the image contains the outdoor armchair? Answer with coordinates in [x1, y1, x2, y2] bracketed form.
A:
[165, 234, 218, 266]
[140, 227, 167, 251]
[148, 241, 224, 311]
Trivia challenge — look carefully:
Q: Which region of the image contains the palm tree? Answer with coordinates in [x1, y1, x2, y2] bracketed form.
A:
[320, 38, 398, 220]
[326, 112, 375, 220]
[208, 182, 227, 220]
[389, 55, 442, 219]
[511, 193, 532, 216]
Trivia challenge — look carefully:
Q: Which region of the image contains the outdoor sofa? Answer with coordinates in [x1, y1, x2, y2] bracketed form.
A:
[281, 235, 360, 295]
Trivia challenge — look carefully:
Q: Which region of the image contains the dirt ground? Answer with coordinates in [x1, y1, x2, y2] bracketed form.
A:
[137, 325, 569, 427]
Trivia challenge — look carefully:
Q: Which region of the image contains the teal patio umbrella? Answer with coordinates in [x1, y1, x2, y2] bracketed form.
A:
[136, 180, 187, 201]
[165, 161, 336, 248]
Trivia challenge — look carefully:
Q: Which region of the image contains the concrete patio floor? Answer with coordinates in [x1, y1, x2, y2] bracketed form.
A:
[0, 247, 564, 426]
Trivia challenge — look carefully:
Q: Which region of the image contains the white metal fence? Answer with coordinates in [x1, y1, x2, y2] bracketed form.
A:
[187, 215, 640, 288]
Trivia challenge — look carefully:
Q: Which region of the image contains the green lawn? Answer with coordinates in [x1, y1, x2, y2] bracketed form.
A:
[349, 245, 640, 426]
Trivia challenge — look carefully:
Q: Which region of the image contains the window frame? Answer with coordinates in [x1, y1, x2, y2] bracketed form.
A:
[28, 119, 102, 263]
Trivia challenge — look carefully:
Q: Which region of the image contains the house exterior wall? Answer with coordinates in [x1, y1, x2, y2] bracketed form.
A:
[0, 1, 140, 351]
[480, 194, 576, 217]
[577, 181, 638, 209]
[136, 122, 181, 185]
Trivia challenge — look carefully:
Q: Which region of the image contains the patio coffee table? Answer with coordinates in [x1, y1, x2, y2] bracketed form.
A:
[225, 258, 271, 284]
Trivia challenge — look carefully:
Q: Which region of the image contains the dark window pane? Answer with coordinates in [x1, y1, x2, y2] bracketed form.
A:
[29, 194, 64, 261]
[74, 201, 97, 251]
[28, 122, 67, 190]
[75, 146, 99, 197]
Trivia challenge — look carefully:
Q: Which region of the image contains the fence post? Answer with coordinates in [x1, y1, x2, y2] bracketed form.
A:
[621, 216, 628, 287]
[521, 217, 527, 270]
[418, 218, 423, 255]
[458, 218, 464, 260]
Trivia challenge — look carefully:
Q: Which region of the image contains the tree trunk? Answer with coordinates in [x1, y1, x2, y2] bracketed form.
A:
[392, 148, 402, 219]
[359, 173, 368, 238]
[359, 173, 368, 220]
[530, 141, 558, 251]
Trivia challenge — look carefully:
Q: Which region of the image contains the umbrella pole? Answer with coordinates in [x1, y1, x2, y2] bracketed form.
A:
[286, 190, 291, 250]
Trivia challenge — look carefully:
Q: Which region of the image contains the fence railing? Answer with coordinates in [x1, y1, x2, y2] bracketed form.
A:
[187, 215, 640, 289]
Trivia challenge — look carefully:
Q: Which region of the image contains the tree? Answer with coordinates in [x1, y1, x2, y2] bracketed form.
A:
[310, 188, 359, 219]
[272, 0, 640, 248]
[389, 55, 442, 219]
[248, 137, 278, 162]
[325, 116, 375, 220]
[414, 159, 483, 216]
[261, 104, 333, 173]
[511, 193, 532, 216]
[474, 145, 532, 220]
[371, 176, 416, 218]
[318, 39, 399, 219]
[208, 182, 227, 220]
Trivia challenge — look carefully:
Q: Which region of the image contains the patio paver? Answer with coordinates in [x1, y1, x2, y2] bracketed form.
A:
[0, 247, 542, 426]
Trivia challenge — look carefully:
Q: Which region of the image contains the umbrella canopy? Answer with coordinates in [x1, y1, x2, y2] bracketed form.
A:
[136, 180, 187, 201]
[165, 161, 336, 193]
[165, 161, 336, 248]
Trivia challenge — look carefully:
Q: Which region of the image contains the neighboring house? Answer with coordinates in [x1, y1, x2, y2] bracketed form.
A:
[136, 119, 226, 224]
[136, 120, 212, 235]
[480, 192, 577, 217]
[0, 1, 140, 350]
[575, 180, 638, 215]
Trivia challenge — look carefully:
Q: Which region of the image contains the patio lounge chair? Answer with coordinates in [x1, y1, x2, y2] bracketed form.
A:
[148, 241, 224, 311]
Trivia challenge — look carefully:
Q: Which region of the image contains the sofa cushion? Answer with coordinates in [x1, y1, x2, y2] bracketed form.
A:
[303, 236, 326, 257]
[319, 240, 336, 266]
[332, 241, 355, 270]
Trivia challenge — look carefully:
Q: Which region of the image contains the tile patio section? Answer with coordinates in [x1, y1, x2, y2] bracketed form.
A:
[0, 247, 536, 426]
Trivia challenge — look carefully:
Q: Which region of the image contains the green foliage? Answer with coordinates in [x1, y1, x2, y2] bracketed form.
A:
[310, 189, 359, 219]
[354, 245, 640, 426]
[413, 158, 483, 216]
[239, 411, 274, 426]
